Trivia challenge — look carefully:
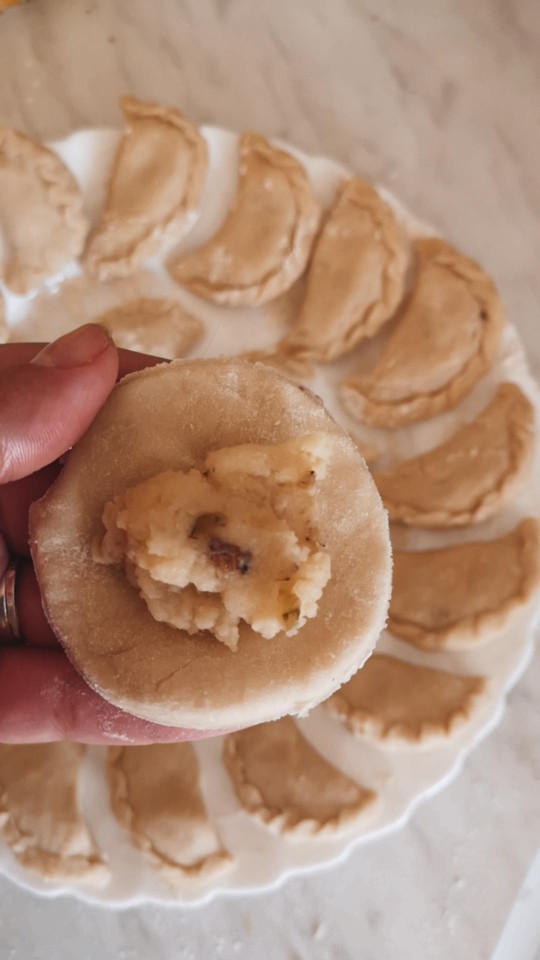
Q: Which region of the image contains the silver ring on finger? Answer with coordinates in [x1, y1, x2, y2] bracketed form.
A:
[0, 557, 23, 646]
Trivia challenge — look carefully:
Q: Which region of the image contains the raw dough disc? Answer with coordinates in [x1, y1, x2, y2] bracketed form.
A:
[30, 359, 391, 731]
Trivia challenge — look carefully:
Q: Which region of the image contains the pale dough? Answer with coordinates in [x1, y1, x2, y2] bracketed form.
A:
[389, 518, 540, 650]
[327, 654, 487, 747]
[280, 177, 409, 361]
[31, 359, 391, 731]
[107, 743, 231, 884]
[0, 743, 108, 884]
[95, 297, 204, 358]
[375, 382, 534, 528]
[0, 128, 88, 294]
[341, 237, 503, 427]
[223, 717, 376, 836]
[84, 97, 207, 279]
[169, 132, 320, 306]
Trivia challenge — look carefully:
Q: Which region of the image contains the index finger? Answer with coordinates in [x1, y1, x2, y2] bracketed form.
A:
[0, 344, 168, 554]
[0, 342, 167, 377]
[0, 647, 214, 744]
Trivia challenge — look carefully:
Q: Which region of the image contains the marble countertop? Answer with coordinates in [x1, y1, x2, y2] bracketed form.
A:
[0, 1, 539, 957]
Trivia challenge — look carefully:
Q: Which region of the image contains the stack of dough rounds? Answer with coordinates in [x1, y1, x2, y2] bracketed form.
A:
[30, 358, 392, 732]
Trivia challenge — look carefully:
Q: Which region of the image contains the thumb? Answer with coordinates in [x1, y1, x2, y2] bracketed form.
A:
[0, 324, 119, 483]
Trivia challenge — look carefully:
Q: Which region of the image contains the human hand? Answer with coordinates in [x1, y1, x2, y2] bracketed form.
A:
[0, 324, 214, 745]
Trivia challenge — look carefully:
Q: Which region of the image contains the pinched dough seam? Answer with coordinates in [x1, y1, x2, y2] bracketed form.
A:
[326, 676, 487, 745]
[340, 186, 409, 347]
[222, 735, 377, 837]
[107, 750, 231, 880]
[0, 129, 87, 239]
[86, 98, 207, 275]
[0, 786, 107, 882]
[342, 325, 497, 426]
[0, 129, 88, 287]
[173, 134, 320, 302]
[381, 396, 534, 527]
[389, 600, 529, 649]
[388, 519, 540, 649]
[283, 182, 409, 362]
[341, 244, 503, 426]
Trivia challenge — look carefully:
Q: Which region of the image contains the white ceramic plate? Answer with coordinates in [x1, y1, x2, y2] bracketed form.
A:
[0, 127, 538, 907]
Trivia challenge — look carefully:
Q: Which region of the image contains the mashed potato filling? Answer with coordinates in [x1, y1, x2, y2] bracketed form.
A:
[93, 434, 332, 650]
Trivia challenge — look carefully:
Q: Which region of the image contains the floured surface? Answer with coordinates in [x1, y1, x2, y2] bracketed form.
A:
[0, 126, 539, 907]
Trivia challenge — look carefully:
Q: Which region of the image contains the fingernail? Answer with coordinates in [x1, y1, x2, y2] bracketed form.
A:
[32, 324, 114, 369]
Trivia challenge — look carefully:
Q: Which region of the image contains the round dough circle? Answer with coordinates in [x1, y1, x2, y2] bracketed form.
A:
[30, 359, 391, 730]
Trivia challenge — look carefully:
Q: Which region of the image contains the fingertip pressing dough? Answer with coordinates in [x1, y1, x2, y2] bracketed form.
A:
[107, 743, 232, 884]
[0, 128, 88, 294]
[95, 297, 204, 358]
[374, 382, 534, 528]
[84, 97, 208, 279]
[169, 132, 320, 306]
[0, 743, 108, 884]
[327, 654, 487, 747]
[389, 518, 540, 650]
[341, 237, 504, 427]
[31, 359, 392, 731]
[223, 717, 377, 836]
[279, 177, 409, 362]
